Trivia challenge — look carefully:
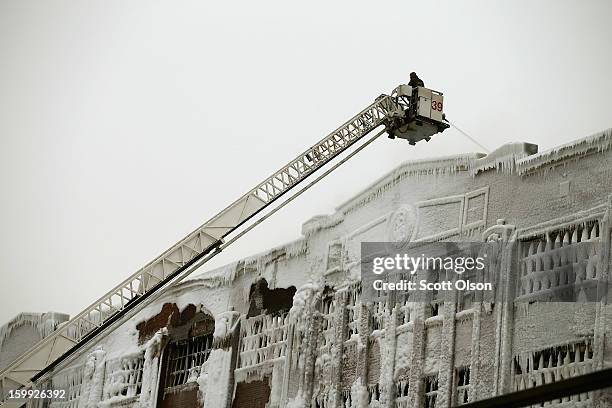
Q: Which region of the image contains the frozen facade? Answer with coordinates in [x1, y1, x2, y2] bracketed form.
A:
[21, 129, 612, 407]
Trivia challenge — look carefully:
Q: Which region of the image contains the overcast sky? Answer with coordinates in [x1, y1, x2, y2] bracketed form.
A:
[0, 0, 611, 325]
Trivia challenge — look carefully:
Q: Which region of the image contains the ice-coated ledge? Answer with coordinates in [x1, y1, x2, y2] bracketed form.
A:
[516, 128, 612, 175]
[336, 153, 485, 215]
[470, 142, 538, 175]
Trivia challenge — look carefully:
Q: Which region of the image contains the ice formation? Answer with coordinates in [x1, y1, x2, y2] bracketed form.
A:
[201, 349, 232, 407]
[138, 329, 166, 407]
[470, 142, 537, 175]
[4, 129, 612, 407]
[289, 281, 322, 323]
[286, 393, 306, 408]
[78, 349, 106, 408]
[517, 128, 612, 175]
[0, 312, 68, 351]
[190, 238, 308, 288]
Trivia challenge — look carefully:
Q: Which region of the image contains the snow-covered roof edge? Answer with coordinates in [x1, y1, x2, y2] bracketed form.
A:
[0, 312, 69, 351]
[189, 237, 307, 284]
[470, 142, 538, 175]
[516, 128, 612, 175]
[335, 153, 485, 215]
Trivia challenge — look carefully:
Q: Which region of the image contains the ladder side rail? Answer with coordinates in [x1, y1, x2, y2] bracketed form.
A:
[250, 99, 392, 202]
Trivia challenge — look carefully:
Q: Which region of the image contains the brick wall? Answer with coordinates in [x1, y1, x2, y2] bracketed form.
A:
[232, 379, 271, 408]
[159, 383, 200, 408]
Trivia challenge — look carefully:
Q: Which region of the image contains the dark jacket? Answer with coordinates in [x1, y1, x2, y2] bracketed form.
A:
[408, 77, 425, 87]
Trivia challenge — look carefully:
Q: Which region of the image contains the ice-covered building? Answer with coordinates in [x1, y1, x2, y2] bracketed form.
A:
[0, 313, 69, 373]
[20, 129, 612, 407]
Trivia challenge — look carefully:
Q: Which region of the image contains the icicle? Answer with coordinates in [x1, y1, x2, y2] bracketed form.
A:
[554, 233, 561, 249]
[591, 222, 599, 239]
[538, 353, 544, 371]
[535, 245, 543, 272]
[543, 253, 552, 271]
[536, 241, 544, 255]
[559, 244, 568, 266]
[563, 231, 570, 246]
[544, 236, 553, 252]
[517, 129, 612, 175]
[0, 312, 68, 351]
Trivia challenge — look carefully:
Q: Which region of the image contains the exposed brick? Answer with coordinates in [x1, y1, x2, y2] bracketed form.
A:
[232, 379, 271, 408]
[137, 303, 180, 343]
[191, 316, 215, 337]
[136, 303, 215, 344]
[159, 383, 200, 408]
[247, 279, 296, 317]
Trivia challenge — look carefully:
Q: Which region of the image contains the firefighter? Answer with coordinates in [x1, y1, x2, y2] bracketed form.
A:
[408, 72, 424, 87]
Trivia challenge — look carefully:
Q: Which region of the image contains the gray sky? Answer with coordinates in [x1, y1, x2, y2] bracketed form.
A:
[1, 0, 611, 325]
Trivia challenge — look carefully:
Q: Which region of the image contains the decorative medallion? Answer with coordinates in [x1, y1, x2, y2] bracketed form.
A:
[387, 205, 416, 247]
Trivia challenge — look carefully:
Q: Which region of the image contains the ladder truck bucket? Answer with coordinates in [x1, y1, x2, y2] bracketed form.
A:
[384, 85, 450, 145]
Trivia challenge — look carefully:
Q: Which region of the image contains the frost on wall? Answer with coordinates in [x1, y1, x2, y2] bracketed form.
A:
[75, 349, 105, 408]
[198, 312, 240, 407]
[191, 238, 308, 288]
[286, 393, 306, 408]
[138, 329, 166, 407]
[290, 281, 322, 324]
[201, 349, 232, 407]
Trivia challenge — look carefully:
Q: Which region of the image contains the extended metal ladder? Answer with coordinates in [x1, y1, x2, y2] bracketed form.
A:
[0, 85, 447, 405]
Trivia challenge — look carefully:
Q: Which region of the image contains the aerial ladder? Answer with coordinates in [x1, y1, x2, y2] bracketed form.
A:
[0, 84, 449, 406]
